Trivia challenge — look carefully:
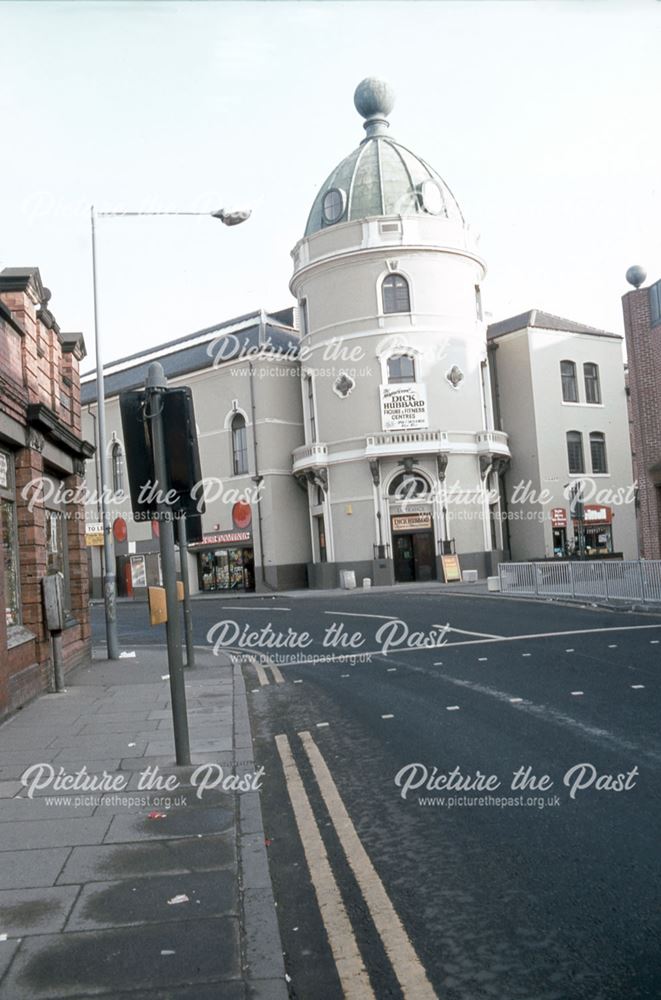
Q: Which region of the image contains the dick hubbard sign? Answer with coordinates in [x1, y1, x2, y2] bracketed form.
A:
[380, 384, 428, 431]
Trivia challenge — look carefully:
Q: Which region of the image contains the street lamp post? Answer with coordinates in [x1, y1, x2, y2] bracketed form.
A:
[90, 204, 251, 661]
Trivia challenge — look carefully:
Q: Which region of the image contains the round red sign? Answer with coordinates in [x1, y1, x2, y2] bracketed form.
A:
[113, 517, 127, 543]
[232, 501, 252, 530]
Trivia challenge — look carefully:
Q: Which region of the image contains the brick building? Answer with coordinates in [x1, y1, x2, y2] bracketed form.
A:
[622, 275, 661, 558]
[0, 267, 93, 719]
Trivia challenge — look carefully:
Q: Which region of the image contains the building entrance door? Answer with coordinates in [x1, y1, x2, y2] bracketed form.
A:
[392, 530, 436, 582]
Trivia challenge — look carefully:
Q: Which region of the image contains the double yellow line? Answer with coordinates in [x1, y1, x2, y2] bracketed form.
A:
[276, 731, 437, 999]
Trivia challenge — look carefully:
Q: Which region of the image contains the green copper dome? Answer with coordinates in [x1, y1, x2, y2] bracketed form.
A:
[304, 78, 464, 237]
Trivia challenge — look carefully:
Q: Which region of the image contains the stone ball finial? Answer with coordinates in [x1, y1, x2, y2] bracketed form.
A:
[354, 78, 395, 121]
[625, 265, 647, 289]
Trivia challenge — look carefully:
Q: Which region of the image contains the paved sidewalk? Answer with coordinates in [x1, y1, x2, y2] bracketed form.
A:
[0, 646, 286, 1000]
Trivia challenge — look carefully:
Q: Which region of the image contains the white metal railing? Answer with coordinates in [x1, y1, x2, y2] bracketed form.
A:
[499, 560, 661, 603]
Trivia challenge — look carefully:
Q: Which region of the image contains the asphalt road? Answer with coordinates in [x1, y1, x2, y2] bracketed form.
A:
[93, 591, 661, 999]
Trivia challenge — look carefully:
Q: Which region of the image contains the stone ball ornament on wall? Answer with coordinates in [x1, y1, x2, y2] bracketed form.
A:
[333, 372, 356, 398]
[446, 365, 464, 389]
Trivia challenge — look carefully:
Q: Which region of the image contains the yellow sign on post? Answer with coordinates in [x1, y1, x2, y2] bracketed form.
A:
[441, 554, 462, 582]
[148, 587, 168, 625]
[148, 583, 185, 625]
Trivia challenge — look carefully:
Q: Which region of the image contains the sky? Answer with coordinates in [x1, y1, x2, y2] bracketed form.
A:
[1, 0, 659, 375]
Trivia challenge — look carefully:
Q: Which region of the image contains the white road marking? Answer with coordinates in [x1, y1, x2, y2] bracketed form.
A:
[251, 688, 260, 693]
[324, 610, 398, 620]
[522, 653, 531, 657]
[293, 679, 303, 684]
[631, 684, 645, 689]
[478, 657, 488, 662]
[274, 735, 375, 1000]
[509, 697, 524, 703]
[386, 667, 397, 673]
[435, 624, 503, 639]
[651, 640, 659, 644]
[299, 731, 437, 1000]
[571, 691, 584, 696]
[608, 644, 618, 649]
[381, 714, 394, 719]
[316, 722, 329, 728]
[270, 624, 661, 670]
[269, 663, 286, 685]
[440, 675, 661, 762]
[341, 673, 351, 678]
[446, 705, 460, 711]
[254, 662, 270, 686]
[222, 606, 291, 611]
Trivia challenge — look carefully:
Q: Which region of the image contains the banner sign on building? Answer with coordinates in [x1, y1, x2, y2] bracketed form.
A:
[391, 513, 432, 532]
[189, 530, 252, 549]
[574, 504, 612, 524]
[380, 384, 428, 431]
[551, 507, 567, 527]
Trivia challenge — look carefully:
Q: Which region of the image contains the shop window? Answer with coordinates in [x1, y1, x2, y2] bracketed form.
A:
[231, 414, 248, 475]
[0, 450, 21, 627]
[590, 432, 608, 474]
[111, 441, 124, 493]
[387, 355, 416, 383]
[584, 363, 601, 404]
[567, 431, 585, 474]
[561, 360, 578, 402]
[382, 274, 411, 314]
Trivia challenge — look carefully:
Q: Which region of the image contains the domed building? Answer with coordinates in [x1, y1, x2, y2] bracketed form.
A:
[290, 78, 511, 585]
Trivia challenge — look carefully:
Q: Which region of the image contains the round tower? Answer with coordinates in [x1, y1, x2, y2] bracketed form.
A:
[291, 78, 510, 586]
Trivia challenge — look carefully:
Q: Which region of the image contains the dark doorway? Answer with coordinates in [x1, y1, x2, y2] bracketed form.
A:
[393, 531, 436, 582]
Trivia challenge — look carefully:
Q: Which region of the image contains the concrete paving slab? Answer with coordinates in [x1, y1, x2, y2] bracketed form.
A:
[66, 869, 237, 931]
[0, 848, 70, 890]
[0, 917, 241, 997]
[0, 798, 97, 822]
[57, 833, 236, 884]
[0, 885, 79, 936]
[0, 816, 111, 851]
[0, 782, 22, 799]
[242, 887, 287, 984]
[103, 804, 234, 843]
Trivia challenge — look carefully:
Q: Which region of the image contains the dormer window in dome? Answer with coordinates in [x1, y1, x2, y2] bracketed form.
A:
[419, 179, 445, 216]
[322, 188, 346, 225]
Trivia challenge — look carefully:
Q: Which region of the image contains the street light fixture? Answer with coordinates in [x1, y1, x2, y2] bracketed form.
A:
[90, 204, 251, 660]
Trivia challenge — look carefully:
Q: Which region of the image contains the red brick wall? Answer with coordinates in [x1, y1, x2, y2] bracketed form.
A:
[622, 287, 661, 559]
[0, 272, 91, 717]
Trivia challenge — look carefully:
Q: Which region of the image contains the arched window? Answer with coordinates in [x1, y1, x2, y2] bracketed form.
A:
[382, 274, 411, 314]
[231, 414, 248, 476]
[388, 472, 430, 500]
[560, 360, 578, 402]
[583, 363, 601, 404]
[387, 355, 416, 383]
[566, 431, 585, 474]
[111, 442, 124, 493]
[590, 432, 608, 474]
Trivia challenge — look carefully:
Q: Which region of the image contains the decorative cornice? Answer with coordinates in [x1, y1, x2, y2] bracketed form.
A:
[26, 402, 95, 460]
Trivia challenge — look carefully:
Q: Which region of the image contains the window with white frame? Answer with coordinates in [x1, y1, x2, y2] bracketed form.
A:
[387, 355, 416, 384]
[231, 414, 248, 476]
[382, 274, 411, 314]
[561, 360, 578, 402]
[590, 432, 608, 474]
[567, 431, 585, 474]
[583, 363, 601, 404]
